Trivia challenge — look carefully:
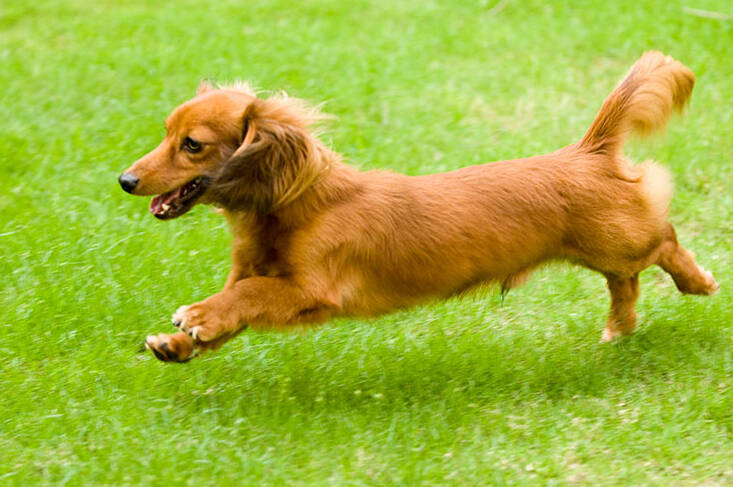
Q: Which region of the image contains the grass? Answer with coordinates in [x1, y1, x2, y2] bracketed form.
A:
[1, 0, 731, 485]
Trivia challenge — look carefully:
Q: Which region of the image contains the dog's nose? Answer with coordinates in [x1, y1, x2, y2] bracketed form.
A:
[118, 173, 139, 193]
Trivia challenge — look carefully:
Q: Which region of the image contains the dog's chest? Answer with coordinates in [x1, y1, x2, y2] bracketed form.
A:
[251, 215, 294, 276]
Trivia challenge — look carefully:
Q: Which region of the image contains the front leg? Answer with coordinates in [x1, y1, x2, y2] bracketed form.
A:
[170, 276, 337, 346]
[171, 294, 240, 342]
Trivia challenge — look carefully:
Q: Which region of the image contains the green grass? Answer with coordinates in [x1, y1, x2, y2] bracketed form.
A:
[1, 0, 731, 485]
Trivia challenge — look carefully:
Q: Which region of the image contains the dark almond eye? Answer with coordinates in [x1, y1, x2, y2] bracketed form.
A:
[182, 137, 202, 153]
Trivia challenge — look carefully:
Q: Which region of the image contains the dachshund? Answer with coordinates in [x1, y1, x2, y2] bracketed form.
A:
[119, 51, 718, 363]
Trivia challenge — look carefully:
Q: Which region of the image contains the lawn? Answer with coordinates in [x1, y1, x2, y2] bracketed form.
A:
[0, 0, 731, 485]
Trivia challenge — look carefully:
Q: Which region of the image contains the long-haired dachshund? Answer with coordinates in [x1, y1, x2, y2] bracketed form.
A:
[120, 51, 718, 363]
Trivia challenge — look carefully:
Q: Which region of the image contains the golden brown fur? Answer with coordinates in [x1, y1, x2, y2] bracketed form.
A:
[120, 52, 718, 363]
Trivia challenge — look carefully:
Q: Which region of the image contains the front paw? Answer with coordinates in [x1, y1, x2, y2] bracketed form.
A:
[171, 302, 230, 342]
[171, 305, 191, 332]
[145, 332, 198, 363]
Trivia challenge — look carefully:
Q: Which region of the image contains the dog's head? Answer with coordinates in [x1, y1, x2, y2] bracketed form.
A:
[119, 81, 329, 219]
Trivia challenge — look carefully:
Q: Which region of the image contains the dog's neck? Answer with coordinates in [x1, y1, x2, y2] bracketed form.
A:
[272, 150, 359, 228]
[222, 149, 360, 229]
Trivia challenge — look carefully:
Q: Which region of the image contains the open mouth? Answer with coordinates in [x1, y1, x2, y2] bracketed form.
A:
[149, 177, 207, 220]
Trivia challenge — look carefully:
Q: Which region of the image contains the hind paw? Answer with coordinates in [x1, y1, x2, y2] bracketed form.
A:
[600, 323, 636, 343]
[697, 265, 719, 295]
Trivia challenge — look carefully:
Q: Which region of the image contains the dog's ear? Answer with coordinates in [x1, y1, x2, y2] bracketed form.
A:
[210, 96, 329, 214]
[196, 80, 215, 95]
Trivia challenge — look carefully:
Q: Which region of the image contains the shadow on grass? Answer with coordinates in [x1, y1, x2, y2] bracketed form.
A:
[167, 310, 728, 417]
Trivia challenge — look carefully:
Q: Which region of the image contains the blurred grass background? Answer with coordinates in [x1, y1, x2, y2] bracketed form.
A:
[0, 0, 731, 485]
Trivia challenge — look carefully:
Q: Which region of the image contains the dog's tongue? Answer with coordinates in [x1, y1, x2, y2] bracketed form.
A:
[150, 187, 182, 215]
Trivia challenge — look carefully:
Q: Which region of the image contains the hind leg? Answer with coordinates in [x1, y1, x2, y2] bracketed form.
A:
[601, 273, 640, 342]
[656, 224, 718, 295]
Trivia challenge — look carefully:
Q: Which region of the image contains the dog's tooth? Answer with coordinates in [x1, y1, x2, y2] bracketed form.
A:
[161, 203, 170, 211]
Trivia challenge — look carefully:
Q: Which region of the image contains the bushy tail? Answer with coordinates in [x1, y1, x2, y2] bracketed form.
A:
[579, 51, 695, 155]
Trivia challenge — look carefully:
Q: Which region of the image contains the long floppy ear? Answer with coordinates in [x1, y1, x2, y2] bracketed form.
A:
[209, 96, 329, 214]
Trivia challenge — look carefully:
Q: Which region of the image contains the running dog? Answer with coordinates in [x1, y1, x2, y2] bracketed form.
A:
[119, 51, 718, 362]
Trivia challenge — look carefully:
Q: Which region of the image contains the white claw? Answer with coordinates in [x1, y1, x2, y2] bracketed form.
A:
[171, 306, 189, 328]
[191, 327, 199, 340]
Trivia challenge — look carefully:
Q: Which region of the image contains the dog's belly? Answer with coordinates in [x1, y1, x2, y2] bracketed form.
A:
[331, 229, 555, 317]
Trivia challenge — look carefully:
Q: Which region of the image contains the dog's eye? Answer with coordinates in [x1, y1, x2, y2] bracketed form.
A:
[182, 137, 202, 153]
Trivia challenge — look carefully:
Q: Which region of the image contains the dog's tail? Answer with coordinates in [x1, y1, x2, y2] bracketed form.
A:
[579, 51, 695, 155]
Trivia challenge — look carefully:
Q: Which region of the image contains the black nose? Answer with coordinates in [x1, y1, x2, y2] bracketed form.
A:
[118, 173, 139, 193]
